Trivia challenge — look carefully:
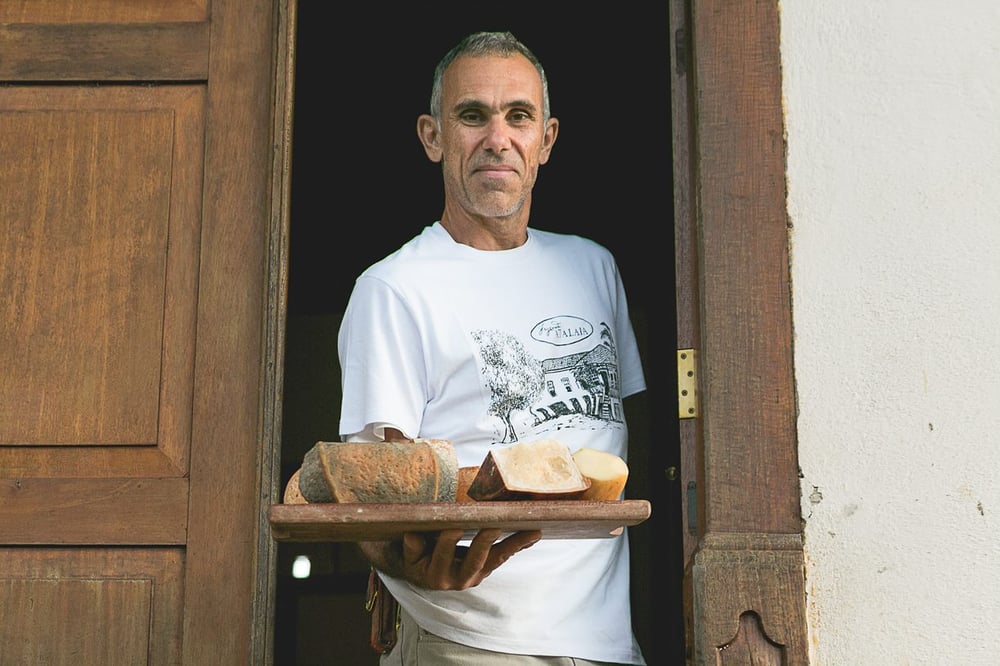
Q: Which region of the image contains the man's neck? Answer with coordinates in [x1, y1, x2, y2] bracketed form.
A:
[439, 212, 529, 251]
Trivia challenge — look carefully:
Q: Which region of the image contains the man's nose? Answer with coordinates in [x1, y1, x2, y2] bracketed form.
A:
[481, 118, 512, 152]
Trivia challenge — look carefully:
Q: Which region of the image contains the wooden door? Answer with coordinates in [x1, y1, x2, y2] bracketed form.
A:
[0, 1, 285, 662]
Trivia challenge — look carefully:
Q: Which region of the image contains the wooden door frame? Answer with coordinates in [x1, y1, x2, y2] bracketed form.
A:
[256, 0, 296, 662]
[670, 0, 809, 662]
[187, 0, 284, 661]
[259, 1, 809, 663]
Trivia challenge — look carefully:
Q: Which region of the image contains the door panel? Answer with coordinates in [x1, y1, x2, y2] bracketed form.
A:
[1, 479, 188, 544]
[0, 1, 206, 22]
[0, 86, 203, 461]
[0, 2, 209, 82]
[0, 1, 280, 662]
[0, 547, 184, 665]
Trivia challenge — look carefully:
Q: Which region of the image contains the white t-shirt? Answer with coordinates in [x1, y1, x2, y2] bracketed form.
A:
[338, 222, 647, 664]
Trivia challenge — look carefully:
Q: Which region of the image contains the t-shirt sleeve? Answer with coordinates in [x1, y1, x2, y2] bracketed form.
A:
[613, 259, 647, 399]
[337, 275, 427, 440]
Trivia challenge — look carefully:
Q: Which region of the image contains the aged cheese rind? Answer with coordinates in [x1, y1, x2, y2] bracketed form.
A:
[298, 440, 457, 503]
[282, 468, 308, 504]
[420, 438, 459, 502]
[456, 466, 480, 503]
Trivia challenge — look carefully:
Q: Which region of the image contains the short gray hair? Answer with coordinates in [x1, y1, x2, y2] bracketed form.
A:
[429, 31, 551, 123]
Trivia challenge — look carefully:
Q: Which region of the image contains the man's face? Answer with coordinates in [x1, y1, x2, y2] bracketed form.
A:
[428, 53, 557, 221]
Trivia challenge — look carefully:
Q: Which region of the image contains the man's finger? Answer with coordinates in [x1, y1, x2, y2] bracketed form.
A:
[458, 528, 502, 578]
[483, 530, 542, 573]
[402, 532, 428, 566]
[426, 529, 464, 577]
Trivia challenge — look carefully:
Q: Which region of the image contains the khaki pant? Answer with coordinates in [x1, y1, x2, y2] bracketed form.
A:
[380, 605, 632, 666]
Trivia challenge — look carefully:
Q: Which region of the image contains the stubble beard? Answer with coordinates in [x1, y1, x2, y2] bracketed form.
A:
[462, 167, 534, 221]
[470, 188, 529, 220]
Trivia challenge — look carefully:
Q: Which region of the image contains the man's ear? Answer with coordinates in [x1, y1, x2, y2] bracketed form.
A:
[538, 117, 559, 165]
[417, 114, 443, 163]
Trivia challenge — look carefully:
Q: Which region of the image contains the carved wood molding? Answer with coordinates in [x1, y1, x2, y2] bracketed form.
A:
[691, 533, 808, 665]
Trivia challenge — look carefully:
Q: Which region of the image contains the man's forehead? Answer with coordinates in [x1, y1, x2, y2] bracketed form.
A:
[441, 53, 543, 106]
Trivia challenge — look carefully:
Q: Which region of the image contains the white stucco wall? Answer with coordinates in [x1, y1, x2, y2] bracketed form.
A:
[782, 2, 1000, 663]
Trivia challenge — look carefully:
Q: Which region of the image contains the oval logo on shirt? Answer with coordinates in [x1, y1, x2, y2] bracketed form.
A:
[530, 316, 594, 346]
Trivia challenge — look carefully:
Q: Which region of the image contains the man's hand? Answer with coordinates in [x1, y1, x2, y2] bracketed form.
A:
[399, 528, 541, 590]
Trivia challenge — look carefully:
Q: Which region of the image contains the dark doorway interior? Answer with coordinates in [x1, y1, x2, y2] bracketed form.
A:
[276, 5, 683, 664]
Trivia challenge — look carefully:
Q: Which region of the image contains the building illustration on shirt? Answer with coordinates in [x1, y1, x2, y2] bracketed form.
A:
[473, 320, 624, 444]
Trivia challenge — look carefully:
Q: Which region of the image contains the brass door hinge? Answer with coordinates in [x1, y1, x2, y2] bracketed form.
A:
[677, 349, 698, 419]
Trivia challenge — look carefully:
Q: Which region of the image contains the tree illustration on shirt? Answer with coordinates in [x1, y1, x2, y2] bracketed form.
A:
[472, 329, 544, 444]
[473, 322, 624, 444]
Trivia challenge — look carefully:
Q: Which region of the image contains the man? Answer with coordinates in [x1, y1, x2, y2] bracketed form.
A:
[338, 31, 647, 665]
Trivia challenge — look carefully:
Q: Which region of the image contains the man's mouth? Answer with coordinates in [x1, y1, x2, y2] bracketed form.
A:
[473, 164, 516, 176]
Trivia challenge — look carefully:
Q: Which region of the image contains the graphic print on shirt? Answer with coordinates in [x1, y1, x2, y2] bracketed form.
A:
[472, 317, 626, 444]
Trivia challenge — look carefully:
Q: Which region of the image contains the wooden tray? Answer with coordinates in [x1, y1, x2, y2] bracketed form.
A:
[268, 499, 651, 542]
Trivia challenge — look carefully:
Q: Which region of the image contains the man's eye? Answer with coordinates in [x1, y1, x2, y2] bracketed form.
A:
[508, 110, 532, 123]
[459, 111, 485, 123]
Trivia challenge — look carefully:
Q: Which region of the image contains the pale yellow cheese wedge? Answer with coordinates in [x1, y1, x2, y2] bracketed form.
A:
[572, 447, 629, 501]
